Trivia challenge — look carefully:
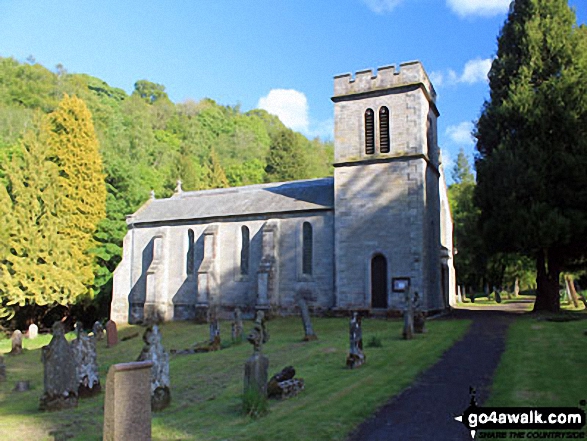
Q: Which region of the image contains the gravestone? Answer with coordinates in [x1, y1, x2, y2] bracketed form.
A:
[9, 330, 23, 355]
[106, 320, 118, 347]
[103, 361, 153, 441]
[346, 312, 365, 368]
[402, 289, 414, 340]
[28, 323, 38, 340]
[297, 296, 318, 341]
[71, 323, 101, 397]
[267, 366, 305, 399]
[413, 292, 427, 334]
[244, 311, 270, 398]
[39, 322, 78, 411]
[136, 325, 171, 411]
[0, 355, 5, 382]
[93, 321, 104, 341]
[231, 308, 244, 343]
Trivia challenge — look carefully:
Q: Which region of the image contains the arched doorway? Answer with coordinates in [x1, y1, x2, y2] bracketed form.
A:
[371, 254, 388, 308]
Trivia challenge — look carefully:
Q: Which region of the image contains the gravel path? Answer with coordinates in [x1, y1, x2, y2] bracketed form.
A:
[348, 306, 522, 441]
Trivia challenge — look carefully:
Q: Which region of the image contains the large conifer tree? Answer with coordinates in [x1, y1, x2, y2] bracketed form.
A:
[475, 0, 587, 311]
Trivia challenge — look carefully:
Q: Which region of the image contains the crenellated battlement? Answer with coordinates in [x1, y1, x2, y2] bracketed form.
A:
[333, 61, 436, 101]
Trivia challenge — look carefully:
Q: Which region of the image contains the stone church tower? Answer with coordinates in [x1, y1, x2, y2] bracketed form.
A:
[332, 61, 446, 311]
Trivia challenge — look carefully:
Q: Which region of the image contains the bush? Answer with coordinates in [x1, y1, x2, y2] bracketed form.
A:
[366, 335, 383, 348]
[242, 387, 269, 419]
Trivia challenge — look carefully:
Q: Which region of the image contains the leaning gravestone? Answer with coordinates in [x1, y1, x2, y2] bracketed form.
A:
[106, 320, 118, 347]
[231, 308, 244, 343]
[346, 312, 365, 368]
[71, 323, 101, 397]
[136, 325, 171, 411]
[93, 321, 104, 341]
[0, 355, 5, 382]
[297, 296, 318, 341]
[103, 361, 153, 441]
[39, 322, 78, 411]
[244, 311, 270, 398]
[28, 323, 38, 340]
[9, 329, 23, 355]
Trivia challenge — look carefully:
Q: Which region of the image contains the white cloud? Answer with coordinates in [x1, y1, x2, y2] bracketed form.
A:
[431, 58, 491, 88]
[447, 0, 510, 18]
[440, 149, 454, 170]
[258, 89, 309, 133]
[362, 0, 404, 14]
[460, 58, 492, 84]
[445, 121, 475, 146]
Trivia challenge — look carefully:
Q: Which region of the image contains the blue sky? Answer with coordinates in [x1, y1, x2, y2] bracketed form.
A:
[1, 0, 586, 180]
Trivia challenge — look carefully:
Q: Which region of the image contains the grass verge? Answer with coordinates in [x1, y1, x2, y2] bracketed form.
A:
[0, 316, 469, 441]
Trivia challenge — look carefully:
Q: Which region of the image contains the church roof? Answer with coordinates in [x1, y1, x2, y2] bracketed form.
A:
[129, 177, 334, 225]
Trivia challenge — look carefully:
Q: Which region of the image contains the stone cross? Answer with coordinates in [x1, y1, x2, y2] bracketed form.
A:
[231, 307, 244, 342]
[403, 289, 414, 340]
[103, 361, 153, 441]
[71, 326, 101, 398]
[39, 322, 78, 411]
[28, 323, 38, 340]
[106, 320, 118, 347]
[10, 330, 23, 355]
[346, 312, 365, 368]
[136, 325, 171, 411]
[297, 296, 318, 341]
[244, 311, 270, 398]
[93, 321, 104, 341]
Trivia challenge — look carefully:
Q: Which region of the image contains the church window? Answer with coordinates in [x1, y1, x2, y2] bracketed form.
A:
[302, 222, 313, 275]
[187, 230, 195, 275]
[379, 106, 390, 153]
[365, 109, 375, 155]
[240, 226, 250, 276]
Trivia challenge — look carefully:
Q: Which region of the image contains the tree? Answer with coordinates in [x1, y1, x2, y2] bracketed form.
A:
[474, 0, 587, 311]
[451, 148, 475, 185]
[206, 147, 230, 189]
[132, 80, 170, 105]
[265, 128, 309, 182]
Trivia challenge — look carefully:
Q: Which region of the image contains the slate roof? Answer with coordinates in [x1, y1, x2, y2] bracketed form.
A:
[129, 177, 334, 225]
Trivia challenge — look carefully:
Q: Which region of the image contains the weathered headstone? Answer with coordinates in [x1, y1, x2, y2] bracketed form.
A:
[402, 289, 414, 340]
[103, 361, 153, 441]
[39, 322, 78, 411]
[136, 325, 171, 411]
[0, 355, 5, 382]
[71, 324, 101, 398]
[297, 296, 318, 341]
[13, 380, 30, 392]
[231, 308, 244, 343]
[267, 366, 305, 399]
[9, 330, 23, 355]
[93, 321, 104, 341]
[106, 320, 118, 347]
[413, 292, 427, 334]
[28, 323, 38, 340]
[346, 312, 365, 368]
[244, 311, 270, 398]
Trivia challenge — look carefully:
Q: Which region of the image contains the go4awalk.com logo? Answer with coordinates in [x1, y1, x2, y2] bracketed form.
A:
[454, 389, 586, 439]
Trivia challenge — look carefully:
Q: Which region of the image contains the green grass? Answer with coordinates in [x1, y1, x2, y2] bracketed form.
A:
[0, 317, 470, 441]
[482, 313, 587, 439]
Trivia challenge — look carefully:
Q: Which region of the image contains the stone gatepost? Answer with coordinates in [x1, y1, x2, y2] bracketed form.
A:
[103, 361, 153, 441]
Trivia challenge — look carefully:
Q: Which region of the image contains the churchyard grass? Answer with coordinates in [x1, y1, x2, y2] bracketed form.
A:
[0, 317, 469, 440]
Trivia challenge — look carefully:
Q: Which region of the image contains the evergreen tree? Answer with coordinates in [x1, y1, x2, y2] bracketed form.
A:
[474, 0, 587, 311]
[265, 128, 309, 182]
[451, 148, 475, 185]
[206, 147, 229, 189]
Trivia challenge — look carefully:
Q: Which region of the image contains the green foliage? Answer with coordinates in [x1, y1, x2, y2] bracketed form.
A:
[451, 148, 474, 185]
[265, 128, 310, 182]
[366, 335, 383, 348]
[242, 387, 269, 419]
[132, 79, 170, 104]
[474, 0, 587, 312]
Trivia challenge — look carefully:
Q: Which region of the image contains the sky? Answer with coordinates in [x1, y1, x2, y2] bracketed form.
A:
[1, 0, 586, 182]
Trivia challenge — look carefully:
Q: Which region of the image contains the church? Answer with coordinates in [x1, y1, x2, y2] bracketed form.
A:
[111, 61, 456, 323]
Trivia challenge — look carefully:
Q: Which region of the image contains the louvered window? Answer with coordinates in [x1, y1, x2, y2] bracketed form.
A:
[302, 222, 313, 275]
[379, 106, 390, 153]
[365, 109, 375, 155]
[240, 226, 250, 276]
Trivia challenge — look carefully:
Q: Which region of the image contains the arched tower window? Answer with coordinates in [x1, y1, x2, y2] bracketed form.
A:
[240, 226, 250, 276]
[365, 109, 375, 155]
[302, 222, 313, 275]
[379, 106, 390, 153]
[187, 230, 195, 275]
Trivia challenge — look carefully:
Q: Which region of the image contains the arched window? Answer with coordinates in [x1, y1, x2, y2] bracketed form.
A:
[302, 222, 313, 275]
[240, 226, 250, 276]
[365, 108, 375, 155]
[187, 230, 195, 275]
[379, 106, 390, 153]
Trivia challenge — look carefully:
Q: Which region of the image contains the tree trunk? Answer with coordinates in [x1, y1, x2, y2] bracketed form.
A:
[533, 249, 561, 312]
